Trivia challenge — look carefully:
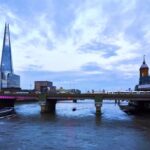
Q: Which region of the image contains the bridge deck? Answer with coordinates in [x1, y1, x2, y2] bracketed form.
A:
[0, 92, 150, 101]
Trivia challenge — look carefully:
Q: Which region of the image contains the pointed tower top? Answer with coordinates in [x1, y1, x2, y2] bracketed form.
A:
[140, 55, 148, 69]
[143, 55, 146, 64]
[1, 23, 13, 73]
[4, 23, 10, 46]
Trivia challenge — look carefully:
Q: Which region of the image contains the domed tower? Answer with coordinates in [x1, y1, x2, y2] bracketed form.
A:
[140, 55, 149, 78]
[138, 55, 150, 86]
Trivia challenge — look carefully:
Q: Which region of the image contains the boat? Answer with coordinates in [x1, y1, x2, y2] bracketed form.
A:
[0, 107, 15, 117]
[0, 98, 15, 108]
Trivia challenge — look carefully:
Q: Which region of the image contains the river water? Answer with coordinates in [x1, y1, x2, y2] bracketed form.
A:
[0, 100, 150, 150]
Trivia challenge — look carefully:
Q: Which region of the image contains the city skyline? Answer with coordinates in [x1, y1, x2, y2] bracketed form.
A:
[0, 0, 149, 91]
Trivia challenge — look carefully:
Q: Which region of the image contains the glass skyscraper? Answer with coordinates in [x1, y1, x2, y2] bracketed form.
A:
[0, 23, 20, 89]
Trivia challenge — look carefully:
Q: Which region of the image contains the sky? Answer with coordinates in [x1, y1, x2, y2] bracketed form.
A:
[0, 0, 150, 91]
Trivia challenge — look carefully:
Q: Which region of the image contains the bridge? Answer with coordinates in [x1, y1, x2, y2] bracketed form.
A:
[1, 91, 150, 114]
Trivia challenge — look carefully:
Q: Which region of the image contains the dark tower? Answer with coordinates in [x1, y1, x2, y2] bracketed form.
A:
[138, 55, 150, 85]
[132, 56, 150, 111]
[140, 55, 149, 78]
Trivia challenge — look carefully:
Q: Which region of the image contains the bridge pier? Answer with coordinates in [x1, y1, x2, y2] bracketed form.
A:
[41, 99, 57, 113]
[95, 97, 103, 115]
[39, 93, 57, 113]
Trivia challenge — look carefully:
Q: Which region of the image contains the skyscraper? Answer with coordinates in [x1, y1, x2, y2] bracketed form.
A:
[0, 23, 20, 89]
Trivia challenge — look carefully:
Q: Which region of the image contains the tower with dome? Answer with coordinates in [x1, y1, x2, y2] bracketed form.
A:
[135, 56, 150, 91]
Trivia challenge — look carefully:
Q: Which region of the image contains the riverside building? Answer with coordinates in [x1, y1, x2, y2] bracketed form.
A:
[135, 56, 150, 91]
[34, 81, 56, 93]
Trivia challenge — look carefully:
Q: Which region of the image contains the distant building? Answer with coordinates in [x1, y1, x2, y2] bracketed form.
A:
[57, 87, 81, 94]
[34, 81, 56, 93]
[135, 56, 150, 90]
[0, 24, 20, 89]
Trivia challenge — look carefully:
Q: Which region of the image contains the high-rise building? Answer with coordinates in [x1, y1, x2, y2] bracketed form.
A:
[0, 23, 20, 89]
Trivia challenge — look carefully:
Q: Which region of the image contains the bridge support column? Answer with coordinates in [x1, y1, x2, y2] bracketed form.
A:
[39, 94, 57, 113]
[41, 99, 57, 113]
[95, 97, 103, 115]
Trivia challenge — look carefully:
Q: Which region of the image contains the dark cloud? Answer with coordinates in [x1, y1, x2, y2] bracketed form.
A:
[81, 62, 101, 71]
[26, 64, 43, 71]
[79, 41, 119, 57]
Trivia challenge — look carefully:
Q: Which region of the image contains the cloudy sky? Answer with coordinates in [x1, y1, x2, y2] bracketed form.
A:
[0, 0, 149, 91]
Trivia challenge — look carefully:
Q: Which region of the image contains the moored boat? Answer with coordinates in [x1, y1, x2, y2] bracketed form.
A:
[0, 98, 15, 109]
[0, 107, 15, 117]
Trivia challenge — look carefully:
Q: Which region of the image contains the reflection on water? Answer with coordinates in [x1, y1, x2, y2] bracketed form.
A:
[0, 100, 150, 150]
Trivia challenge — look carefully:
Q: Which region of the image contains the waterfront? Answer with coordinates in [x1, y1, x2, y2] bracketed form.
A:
[1, 100, 150, 150]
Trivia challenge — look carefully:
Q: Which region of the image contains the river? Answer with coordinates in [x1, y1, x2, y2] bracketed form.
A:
[0, 100, 150, 150]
